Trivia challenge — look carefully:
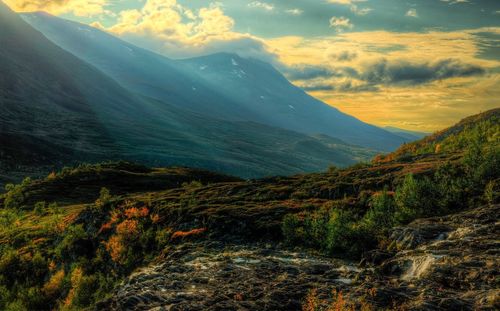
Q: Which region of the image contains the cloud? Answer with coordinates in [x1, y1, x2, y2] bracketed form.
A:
[283, 65, 337, 80]
[327, 0, 371, 16]
[327, 0, 367, 4]
[247, 1, 274, 11]
[350, 5, 372, 15]
[359, 58, 486, 86]
[285, 8, 303, 16]
[329, 16, 353, 32]
[330, 51, 358, 62]
[4, 0, 109, 16]
[104, 0, 254, 59]
[405, 8, 418, 18]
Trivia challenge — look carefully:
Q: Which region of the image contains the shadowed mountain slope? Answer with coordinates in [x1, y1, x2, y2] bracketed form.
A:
[0, 2, 380, 185]
[22, 12, 406, 151]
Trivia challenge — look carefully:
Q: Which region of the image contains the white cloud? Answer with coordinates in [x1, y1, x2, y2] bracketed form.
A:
[327, 0, 372, 16]
[327, 0, 367, 4]
[405, 8, 418, 18]
[247, 1, 274, 11]
[329, 16, 353, 32]
[285, 8, 303, 16]
[350, 5, 372, 15]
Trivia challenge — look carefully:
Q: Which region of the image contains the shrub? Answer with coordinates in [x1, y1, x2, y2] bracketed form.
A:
[3, 178, 31, 209]
[484, 180, 499, 205]
[94, 187, 112, 209]
[362, 189, 395, 233]
[34, 201, 46, 215]
[282, 214, 303, 244]
[56, 225, 90, 260]
[42, 270, 66, 299]
[394, 174, 437, 224]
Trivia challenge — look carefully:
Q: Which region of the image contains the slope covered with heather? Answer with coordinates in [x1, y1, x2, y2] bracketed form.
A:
[0, 109, 498, 310]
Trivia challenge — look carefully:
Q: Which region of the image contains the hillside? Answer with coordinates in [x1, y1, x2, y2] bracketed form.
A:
[22, 12, 406, 151]
[373, 108, 499, 164]
[0, 109, 498, 310]
[0, 1, 379, 185]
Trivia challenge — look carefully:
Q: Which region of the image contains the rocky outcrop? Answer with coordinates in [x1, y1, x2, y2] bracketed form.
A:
[98, 205, 499, 310]
[97, 242, 359, 311]
[358, 204, 500, 310]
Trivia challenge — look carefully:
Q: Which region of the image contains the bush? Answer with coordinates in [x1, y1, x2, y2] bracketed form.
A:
[94, 187, 112, 209]
[34, 201, 46, 215]
[362, 189, 395, 233]
[394, 174, 437, 224]
[282, 205, 375, 258]
[3, 178, 31, 209]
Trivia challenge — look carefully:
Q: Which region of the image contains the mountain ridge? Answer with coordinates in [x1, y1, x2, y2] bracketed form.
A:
[21, 11, 406, 151]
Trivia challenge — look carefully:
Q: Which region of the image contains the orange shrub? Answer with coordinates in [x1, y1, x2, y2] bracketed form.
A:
[124, 207, 149, 219]
[105, 235, 125, 263]
[150, 213, 161, 224]
[116, 219, 139, 236]
[98, 221, 113, 234]
[302, 289, 319, 311]
[171, 228, 207, 240]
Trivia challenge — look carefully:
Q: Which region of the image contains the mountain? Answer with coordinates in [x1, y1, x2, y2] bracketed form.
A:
[0, 109, 497, 310]
[0, 1, 380, 185]
[21, 12, 406, 151]
[383, 126, 428, 141]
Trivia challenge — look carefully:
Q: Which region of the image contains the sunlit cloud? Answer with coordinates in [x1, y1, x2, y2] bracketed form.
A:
[4, 0, 109, 16]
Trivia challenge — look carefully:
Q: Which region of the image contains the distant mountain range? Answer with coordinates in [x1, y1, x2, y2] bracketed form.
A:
[0, 1, 410, 183]
[383, 127, 429, 141]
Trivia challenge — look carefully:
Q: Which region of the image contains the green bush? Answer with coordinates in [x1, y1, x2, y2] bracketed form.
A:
[34, 201, 46, 215]
[394, 174, 437, 224]
[362, 189, 395, 233]
[3, 178, 31, 209]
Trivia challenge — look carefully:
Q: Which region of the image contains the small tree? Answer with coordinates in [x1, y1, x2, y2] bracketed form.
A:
[394, 174, 437, 224]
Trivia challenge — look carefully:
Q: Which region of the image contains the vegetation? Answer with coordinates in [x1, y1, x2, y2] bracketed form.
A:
[0, 110, 498, 309]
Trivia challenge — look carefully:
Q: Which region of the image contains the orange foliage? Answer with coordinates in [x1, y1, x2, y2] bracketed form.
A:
[105, 235, 125, 263]
[43, 269, 65, 298]
[47, 171, 57, 180]
[65, 267, 84, 306]
[116, 219, 139, 236]
[48, 260, 57, 272]
[110, 210, 121, 223]
[98, 221, 113, 234]
[171, 228, 207, 240]
[150, 213, 161, 224]
[124, 206, 149, 218]
[234, 293, 244, 301]
[302, 289, 319, 311]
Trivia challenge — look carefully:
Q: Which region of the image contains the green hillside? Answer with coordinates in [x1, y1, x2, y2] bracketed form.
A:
[0, 109, 498, 310]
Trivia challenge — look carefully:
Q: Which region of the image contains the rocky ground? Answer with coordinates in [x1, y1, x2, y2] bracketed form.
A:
[99, 204, 499, 311]
[97, 242, 358, 311]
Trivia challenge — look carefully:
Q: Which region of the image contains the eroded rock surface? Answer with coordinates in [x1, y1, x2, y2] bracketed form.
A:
[357, 204, 500, 310]
[99, 205, 499, 310]
[98, 243, 357, 311]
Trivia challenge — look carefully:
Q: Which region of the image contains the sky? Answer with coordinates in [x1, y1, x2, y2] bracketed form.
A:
[5, 0, 500, 131]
